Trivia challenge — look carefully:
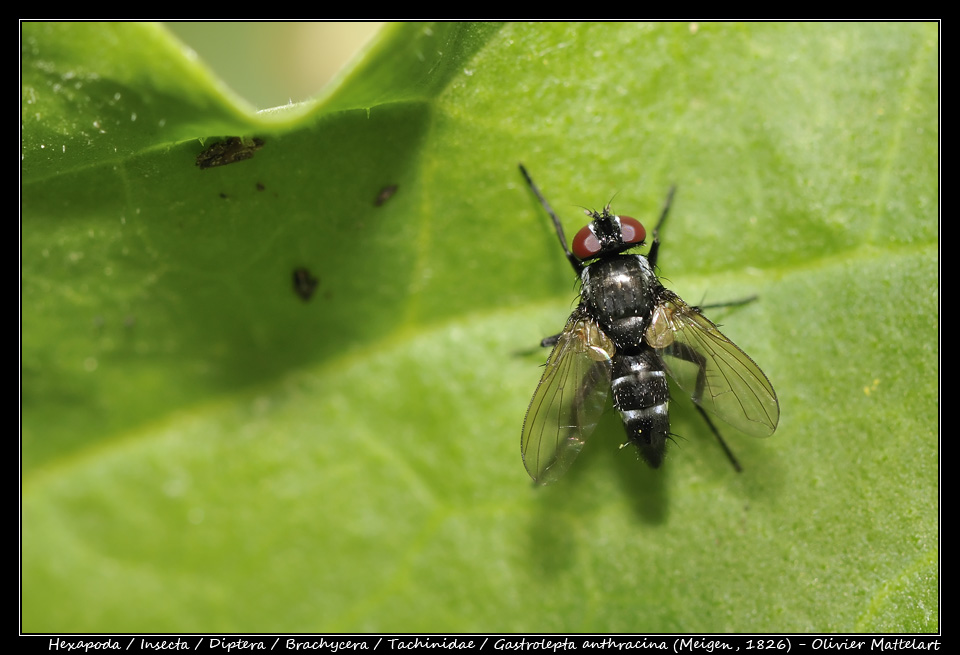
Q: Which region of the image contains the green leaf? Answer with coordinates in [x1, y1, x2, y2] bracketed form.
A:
[22, 22, 938, 632]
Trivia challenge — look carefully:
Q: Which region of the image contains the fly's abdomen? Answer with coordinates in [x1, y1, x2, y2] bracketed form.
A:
[611, 351, 670, 468]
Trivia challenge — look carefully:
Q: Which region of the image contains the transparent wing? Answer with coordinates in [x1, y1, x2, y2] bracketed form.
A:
[521, 311, 614, 484]
[648, 291, 779, 438]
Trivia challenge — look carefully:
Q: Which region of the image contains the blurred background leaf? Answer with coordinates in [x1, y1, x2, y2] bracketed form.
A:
[22, 22, 937, 632]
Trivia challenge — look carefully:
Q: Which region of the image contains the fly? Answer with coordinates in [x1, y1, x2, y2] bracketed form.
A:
[519, 164, 779, 484]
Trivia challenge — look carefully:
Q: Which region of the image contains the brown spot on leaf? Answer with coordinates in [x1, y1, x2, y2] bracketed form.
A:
[196, 137, 265, 169]
[292, 267, 319, 301]
[374, 184, 398, 207]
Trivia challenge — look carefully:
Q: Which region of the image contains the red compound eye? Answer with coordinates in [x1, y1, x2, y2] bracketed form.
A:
[572, 225, 601, 260]
[618, 216, 646, 245]
[571, 216, 647, 260]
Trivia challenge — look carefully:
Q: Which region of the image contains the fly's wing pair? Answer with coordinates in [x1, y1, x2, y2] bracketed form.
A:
[521, 309, 615, 484]
[521, 294, 779, 484]
[647, 291, 780, 438]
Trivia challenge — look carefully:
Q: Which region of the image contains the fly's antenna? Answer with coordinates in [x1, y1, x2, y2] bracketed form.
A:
[604, 191, 620, 214]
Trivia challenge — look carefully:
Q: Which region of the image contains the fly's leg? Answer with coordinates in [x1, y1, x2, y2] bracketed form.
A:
[519, 164, 583, 274]
[513, 334, 562, 358]
[667, 341, 709, 405]
[693, 406, 743, 473]
[541, 333, 561, 348]
[698, 295, 758, 311]
[540, 330, 610, 432]
[668, 340, 742, 472]
[648, 187, 757, 318]
[646, 185, 677, 270]
[571, 361, 611, 429]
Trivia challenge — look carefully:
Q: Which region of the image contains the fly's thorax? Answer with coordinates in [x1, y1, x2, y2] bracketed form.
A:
[580, 255, 661, 350]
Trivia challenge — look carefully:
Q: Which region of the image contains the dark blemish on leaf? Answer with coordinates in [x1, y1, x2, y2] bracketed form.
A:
[293, 267, 319, 301]
[196, 137, 265, 169]
[219, 192, 228, 199]
[256, 182, 265, 191]
[374, 184, 398, 207]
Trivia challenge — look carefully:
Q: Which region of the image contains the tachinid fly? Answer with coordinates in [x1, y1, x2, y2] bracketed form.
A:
[519, 164, 779, 484]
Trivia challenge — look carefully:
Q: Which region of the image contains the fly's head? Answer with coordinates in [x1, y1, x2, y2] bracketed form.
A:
[571, 206, 647, 261]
